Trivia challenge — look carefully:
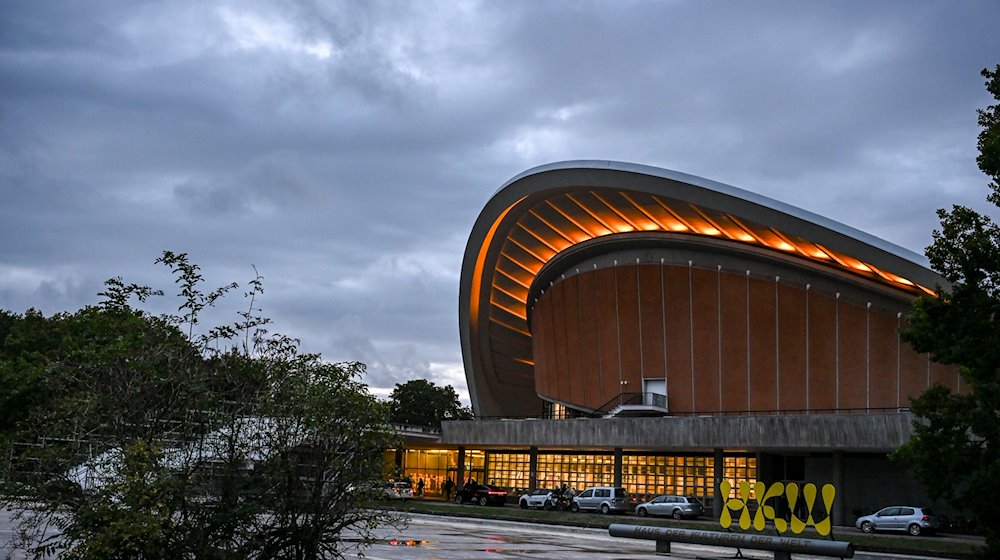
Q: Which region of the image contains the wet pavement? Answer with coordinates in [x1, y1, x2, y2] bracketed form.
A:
[0, 507, 980, 559]
[345, 513, 961, 560]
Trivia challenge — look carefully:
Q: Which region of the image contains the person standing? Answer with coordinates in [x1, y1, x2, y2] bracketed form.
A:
[443, 477, 455, 501]
[417, 478, 425, 498]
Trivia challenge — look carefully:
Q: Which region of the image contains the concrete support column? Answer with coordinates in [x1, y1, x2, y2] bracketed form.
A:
[614, 448, 623, 489]
[395, 447, 403, 474]
[713, 448, 725, 519]
[457, 447, 466, 488]
[484, 450, 491, 486]
[832, 450, 844, 527]
[529, 447, 539, 490]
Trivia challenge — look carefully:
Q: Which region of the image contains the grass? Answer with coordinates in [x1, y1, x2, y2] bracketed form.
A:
[388, 500, 986, 559]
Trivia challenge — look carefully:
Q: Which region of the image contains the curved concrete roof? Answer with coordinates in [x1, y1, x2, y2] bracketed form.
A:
[460, 161, 942, 417]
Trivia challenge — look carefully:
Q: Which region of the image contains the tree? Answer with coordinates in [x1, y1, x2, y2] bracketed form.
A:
[895, 65, 1000, 556]
[0, 252, 401, 559]
[388, 379, 472, 429]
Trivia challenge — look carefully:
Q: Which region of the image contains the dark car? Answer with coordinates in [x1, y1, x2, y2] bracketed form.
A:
[455, 484, 508, 506]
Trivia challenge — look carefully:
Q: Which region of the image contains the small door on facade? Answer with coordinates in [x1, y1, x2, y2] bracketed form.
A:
[643, 378, 667, 408]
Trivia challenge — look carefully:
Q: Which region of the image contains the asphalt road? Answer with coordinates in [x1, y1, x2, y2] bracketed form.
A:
[0, 507, 980, 559]
[347, 513, 968, 560]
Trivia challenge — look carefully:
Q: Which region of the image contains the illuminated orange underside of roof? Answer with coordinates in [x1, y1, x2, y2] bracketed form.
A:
[475, 189, 933, 336]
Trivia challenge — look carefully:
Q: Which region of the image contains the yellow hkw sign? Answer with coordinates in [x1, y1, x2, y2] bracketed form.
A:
[719, 480, 835, 536]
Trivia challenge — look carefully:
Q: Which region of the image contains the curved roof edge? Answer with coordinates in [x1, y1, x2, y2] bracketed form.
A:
[498, 160, 930, 268]
[461, 161, 942, 417]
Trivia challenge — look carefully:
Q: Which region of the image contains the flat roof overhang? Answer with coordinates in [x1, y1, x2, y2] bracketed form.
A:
[440, 413, 915, 454]
[460, 161, 944, 417]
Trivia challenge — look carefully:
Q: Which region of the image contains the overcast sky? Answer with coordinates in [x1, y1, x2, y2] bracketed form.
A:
[2, 1, 998, 403]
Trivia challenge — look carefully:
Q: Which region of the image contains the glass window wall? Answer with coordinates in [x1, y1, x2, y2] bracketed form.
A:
[393, 447, 755, 510]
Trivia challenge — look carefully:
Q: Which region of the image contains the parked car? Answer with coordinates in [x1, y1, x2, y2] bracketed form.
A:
[635, 494, 705, 519]
[518, 488, 555, 509]
[855, 506, 940, 536]
[455, 484, 509, 506]
[383, 481, 413, 500]
[571, 486, 630, 514]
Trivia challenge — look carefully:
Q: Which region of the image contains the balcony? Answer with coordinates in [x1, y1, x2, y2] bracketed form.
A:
[597, 392, 669, 418]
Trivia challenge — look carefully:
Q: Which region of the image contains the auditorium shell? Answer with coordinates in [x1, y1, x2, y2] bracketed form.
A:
[402, 161, 962, 524]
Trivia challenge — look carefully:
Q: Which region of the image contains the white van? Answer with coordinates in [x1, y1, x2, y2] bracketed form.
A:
[571, 486, 630, 514]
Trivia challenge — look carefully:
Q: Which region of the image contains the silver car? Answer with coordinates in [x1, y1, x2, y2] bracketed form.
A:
[635, 495, 705, 519]
[855, 506, 940, 536]
[571, 486, 630, 514]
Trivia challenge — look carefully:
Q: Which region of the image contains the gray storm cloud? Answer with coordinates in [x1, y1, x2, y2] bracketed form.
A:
[2, 1, 998, 402]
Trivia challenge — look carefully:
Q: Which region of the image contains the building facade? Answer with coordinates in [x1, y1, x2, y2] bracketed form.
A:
[401, 161, 960, 524]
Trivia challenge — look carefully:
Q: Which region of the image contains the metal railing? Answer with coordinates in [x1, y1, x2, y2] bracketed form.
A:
[593, 392, 668, 416]
[466, 405, 911, 422]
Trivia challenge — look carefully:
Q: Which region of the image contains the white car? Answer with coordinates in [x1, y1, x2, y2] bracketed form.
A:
[383, 481, 413, 500]
[518, 488, 555, 509]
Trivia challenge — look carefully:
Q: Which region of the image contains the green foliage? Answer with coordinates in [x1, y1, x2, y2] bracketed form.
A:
[896, 66, 1000, 556]
[981, 65, 1000, 205]
[388, 379, 472, 429]
[0, 252, 400, 560]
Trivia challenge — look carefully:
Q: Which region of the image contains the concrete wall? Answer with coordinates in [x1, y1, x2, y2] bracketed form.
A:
[441, 413, 914, 452]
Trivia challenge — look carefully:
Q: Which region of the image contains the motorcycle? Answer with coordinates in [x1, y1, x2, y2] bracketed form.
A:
[544, 490, 572, 512]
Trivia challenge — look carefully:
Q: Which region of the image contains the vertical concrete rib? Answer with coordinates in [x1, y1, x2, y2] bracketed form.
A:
[775, 275, 780, 410]
[806, 284, 811, 412]
[614, 261, 622, 396]
[689, 260, 695, 411]
[835, 292, 841, 412]
[717, 265, 723, 412]
[746, 270, 751, 412]
[866, 302, 872, 410]
[637, 258, 643, 380]
[896, 311, 903, 409]
[594, 263, 604, 402]
[661, 259, 668, 389]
